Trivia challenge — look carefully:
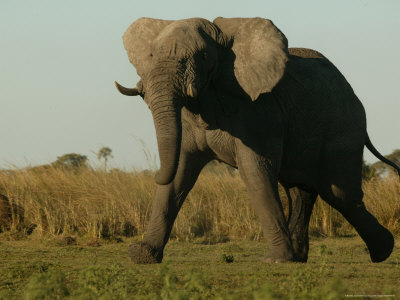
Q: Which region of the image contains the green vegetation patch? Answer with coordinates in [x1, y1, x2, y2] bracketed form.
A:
[0, 237, 399, 299]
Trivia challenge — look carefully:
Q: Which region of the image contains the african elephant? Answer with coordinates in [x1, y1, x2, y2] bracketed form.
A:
[115, 17, 400, 263]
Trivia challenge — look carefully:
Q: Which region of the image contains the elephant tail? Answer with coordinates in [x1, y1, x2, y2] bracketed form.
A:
[365, 133, 400, 177]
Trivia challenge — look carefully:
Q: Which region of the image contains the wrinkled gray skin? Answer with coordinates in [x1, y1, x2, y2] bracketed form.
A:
[115, 17, 400, 263]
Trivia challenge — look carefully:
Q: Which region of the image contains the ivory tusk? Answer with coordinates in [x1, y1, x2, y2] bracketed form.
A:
[187, 83, 198, 98]
[114, 81, 140, 96]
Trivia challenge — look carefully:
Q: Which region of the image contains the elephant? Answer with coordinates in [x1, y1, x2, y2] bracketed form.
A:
[115, 17, 400, 263]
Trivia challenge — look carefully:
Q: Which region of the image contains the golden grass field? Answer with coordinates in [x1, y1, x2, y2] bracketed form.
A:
[0, 165, 399, 241]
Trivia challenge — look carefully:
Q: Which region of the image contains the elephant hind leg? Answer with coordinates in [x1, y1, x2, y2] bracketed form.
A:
[321, 185, 394, 262]
[318, 145, 394, 262]
[286, 187, 317, 262]
[319, 185, 393, 262]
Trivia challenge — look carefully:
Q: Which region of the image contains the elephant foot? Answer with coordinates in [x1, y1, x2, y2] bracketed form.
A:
[292, 252, 308, 263]
[292, 250, 308, 263]
[263, 248, 294, 263]
[128, 242, 163, 264]
[291, 234, 309, 263]
[262, 256, 293, 263]
[367, 226, 394, 263]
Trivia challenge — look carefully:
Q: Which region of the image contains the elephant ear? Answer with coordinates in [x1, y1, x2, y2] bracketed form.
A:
[213, 17, 288, 101]
[123, 18, 173, 78]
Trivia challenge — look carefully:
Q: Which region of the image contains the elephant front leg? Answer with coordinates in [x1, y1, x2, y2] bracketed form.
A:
[129, 153, 209, 264]
[237, 144, 294, 262]
[128, 184, 177, 264]
[286, 187, 317, 262]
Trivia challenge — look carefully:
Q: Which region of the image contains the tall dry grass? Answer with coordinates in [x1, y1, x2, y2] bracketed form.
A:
[0, 166, 399, 240]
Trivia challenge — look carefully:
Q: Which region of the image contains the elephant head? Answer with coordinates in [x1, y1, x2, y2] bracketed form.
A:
[115, 17, 288, 185]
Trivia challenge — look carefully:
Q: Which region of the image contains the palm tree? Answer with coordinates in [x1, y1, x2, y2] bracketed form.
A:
[97, 147, 113, 171]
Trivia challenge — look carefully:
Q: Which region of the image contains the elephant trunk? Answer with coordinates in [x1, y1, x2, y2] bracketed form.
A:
[147, 75, 182, 185]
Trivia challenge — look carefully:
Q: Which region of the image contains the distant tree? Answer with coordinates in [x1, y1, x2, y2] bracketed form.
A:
[361, 159, 376, 181]
[97, 147, 113, 171]
[52, 153, 88, 170]
[371, 149, 400, 177]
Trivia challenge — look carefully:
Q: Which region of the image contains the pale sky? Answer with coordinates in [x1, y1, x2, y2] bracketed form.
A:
[1, 0, 399, 170]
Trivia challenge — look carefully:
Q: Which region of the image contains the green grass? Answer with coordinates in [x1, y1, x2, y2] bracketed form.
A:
[1, 237, 399, 299]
